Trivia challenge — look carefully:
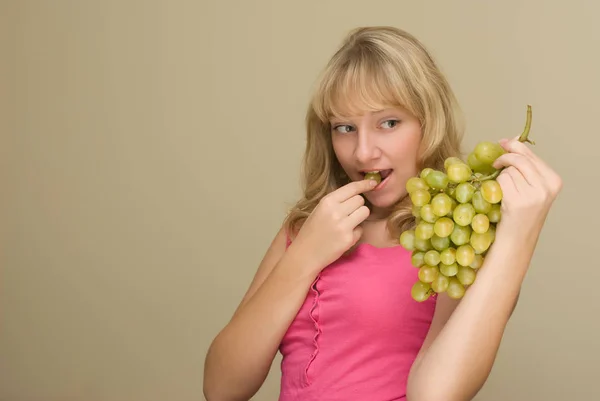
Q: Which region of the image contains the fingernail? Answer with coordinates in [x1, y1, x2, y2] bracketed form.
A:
[370, 180, 377, 187]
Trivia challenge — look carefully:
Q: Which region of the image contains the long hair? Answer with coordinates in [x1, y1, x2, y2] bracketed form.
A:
[284, 26, 464, 241]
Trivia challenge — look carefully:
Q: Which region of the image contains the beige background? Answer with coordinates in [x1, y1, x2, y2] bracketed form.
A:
[2, 1, 599, 400]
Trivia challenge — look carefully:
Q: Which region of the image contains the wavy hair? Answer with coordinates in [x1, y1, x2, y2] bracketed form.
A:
[284, 26, 464, 241]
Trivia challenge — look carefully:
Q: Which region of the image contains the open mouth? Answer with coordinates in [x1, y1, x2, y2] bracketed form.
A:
[360, 169, 393, 181]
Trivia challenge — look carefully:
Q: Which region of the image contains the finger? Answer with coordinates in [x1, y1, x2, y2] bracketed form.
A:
[352, 225, 364, 246]
[496, 169, 517, 197]
[503, 166, 527, 193]
[340, 194, 365, 216]
[331, 179, 377, 202]
[346, 205, 370, 228]
[492, 153, 541, 187]
[498, 137, 553, 175]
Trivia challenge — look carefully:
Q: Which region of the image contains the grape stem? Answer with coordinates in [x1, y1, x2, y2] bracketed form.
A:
[473, 105, 534, 182]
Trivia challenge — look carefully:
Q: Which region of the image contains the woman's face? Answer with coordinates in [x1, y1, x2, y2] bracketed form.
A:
[330, 107, 422, 217]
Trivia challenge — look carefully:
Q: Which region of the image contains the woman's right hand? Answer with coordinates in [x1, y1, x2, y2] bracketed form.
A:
[290, 178, 377, 272]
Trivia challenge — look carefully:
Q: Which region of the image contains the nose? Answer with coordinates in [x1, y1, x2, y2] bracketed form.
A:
[354, 128, 381, 164]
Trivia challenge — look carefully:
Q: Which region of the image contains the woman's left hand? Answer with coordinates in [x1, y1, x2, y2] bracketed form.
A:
[491, 136, 563, 242]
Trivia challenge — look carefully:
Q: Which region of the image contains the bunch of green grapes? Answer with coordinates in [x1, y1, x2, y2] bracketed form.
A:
[399, 105, 534, 302]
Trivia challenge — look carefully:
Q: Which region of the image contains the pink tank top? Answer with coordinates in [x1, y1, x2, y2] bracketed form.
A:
[278, 239, 437, 401]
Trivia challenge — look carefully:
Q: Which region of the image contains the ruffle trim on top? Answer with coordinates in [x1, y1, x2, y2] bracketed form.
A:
[303, 273, 321, 386]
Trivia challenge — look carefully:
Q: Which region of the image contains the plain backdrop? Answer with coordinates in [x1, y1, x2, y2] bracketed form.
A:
[2, 1, 599, 400]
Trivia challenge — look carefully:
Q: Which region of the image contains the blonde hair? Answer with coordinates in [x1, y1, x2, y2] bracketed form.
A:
[284, 26, 464, 241]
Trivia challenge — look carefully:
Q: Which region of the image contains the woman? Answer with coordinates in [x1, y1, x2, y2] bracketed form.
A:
[203, 26, 562, 401]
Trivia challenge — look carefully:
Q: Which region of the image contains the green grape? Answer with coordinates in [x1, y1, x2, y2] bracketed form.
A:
[471, 214, 490, 234]
[432, 274, 450, 293]
[446, 197, 458, 217]
[488, 225, 496, 242]
[420, 168, 434, 179]
[447, 162, 473, 184]
[446, 185, 457, 199]
[457, 266, 476, 286]
[434, 217, 454, 238]
[411, 251, 425, 267]
[419, 204, 438, 223]
[456, 244, 476, 266]
[444, 156, 464, 170]
[472, 191, 492, 214]
[414, 237, 433, 252]
[455, 182, 476, 203]
[487, 204, 501, 223]
[415, 222, 435, 240]
[447, 277, 466, 299]
[450, 224, 472, 246]
[473, 141, 506, 165]
[440, 247, 456, 265]
[467, 152, 497, 175]
[470, 231, 493, 254]
[411, 281, 433, 302]
[424, 250, 441, 266]
[453, 203, 476, 226]
[399, 229, 416, 250]
[364, 171, 381, 184]
[412, 204, 422, 217]
[418, 265, 439, 283]
[410, 189, 431, 207]
[431, 234, 450, 251]
[481, 180, 503, 204]
[439, 262, 458, 277]
[431, 193, 453, 216]
[470, 254, 484, 269]
[425, 170, 449, 190]
[406, 177, 429, 193]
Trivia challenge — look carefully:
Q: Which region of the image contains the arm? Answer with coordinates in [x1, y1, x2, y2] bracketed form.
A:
[203, 227, 319, 401]
[406, 232, 527, 401]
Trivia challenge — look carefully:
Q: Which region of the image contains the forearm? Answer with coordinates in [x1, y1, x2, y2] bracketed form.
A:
[203, 246, 318, 401]
[407, 231, 537, 401]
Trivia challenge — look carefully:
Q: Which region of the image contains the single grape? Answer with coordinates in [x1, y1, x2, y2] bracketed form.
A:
[444, 156, 464, 170]
[419, 204, 438, 223]
[456, 244, 476, 267]
[455, 182, 476, 203]
[472, 191, 492, 214]
[415, 222, 435, 240]
[412, 204, 422, 217]
[431, 193, 453, 216]
[410, 189, 431, 207]
[487, 204, 502, 223]
[411, 251, 425, 267]
[473, 141, 506, 165]
[364, 171, 381, 184]
[418, 265, 439, 283]
[470, 231, 493, 254]
[434, 217, 455, 238]
[447, 277, 466, 299]
[420, 168, 434, 179]
[471, 214, 490, 234]
[439, 262, 458, 277]
[470, 254, 484, 269]
[457, 266, 476, 286]
[432, 274, 450, 293]
[467, 152, 497, 175]
[481, 180, 503, 204]
[424, 250, 441, 266]
[447, 162, 473, 184]
[431, 234, 450, 251]
[453, 203, 476, 226]
[414, 237, 433, 252]
[450, 224, 472, 246]
[440, 247, 456, 265]
[411, 281, 433, 302]
[406, 177, 429, 193]
[399, 229, 416, 250]
[425, 170, 449, 190]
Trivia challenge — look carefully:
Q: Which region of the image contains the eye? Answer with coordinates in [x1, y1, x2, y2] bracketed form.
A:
[381, 119, 400, 129]
[333, 124, 355, 134]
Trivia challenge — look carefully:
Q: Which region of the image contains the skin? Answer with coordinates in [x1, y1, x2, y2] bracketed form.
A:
[203, 107, 563, 401]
